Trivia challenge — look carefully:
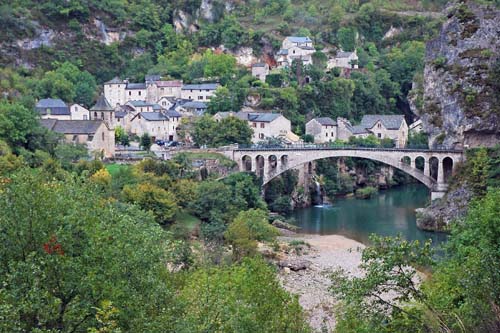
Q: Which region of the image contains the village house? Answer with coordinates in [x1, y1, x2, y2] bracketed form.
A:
[89, 96, 115, 129]
[177, 101, 208, 117]
[305, 117, 338, 143]
[40, 119, 115, 157]
[69, 104, 90, 120]
[35, 98, 71, 120]
[181, 83, 218, 101]
[213, 111, 293, 143]
[104, 77, 183, 106]
[336, 115, 408, 147]
[157, 96, 176, 109]
[129, 112, 170, 141]
[327, 50, 359, 70]
[251, 63, 270, 82]
[114, 104, 136, 132]
[409, 119, 423, 134]
[165, 109, 182, 141]
[276, 36, 315, 68]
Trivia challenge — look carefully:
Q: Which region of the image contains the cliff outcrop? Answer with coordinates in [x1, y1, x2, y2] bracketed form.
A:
[415, 1, 500, 149]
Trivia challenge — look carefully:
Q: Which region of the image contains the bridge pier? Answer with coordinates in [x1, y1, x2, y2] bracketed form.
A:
[431, 191, 446, 200]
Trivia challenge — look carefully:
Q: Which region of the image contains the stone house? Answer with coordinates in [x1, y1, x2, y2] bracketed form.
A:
[125, 82, 147, 102]
[114, 104, 136, 132]
[178, 101, 208, 117]
[276, 36, 315, 68]
[157, 97, 176, 109]
[103, 77, 126, 107]
[213, 111, 292, 143]
[165, 109, 182, 141]
[359, 115, 408, 147]
[35, 98, 71, 120]
[327, 50, 359, 69]
[305, 117, 338, 143]
[89, 96, 115, 129]
[69, 104, 89, 120]
[40, 119, 115, 157]
[251, 63, 270, 82]
[154, 80, 183, 99]
[181, 83, 219, 101]
[130, 112, 170, 141]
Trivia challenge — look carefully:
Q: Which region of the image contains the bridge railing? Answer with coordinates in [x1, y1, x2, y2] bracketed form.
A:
[236, 143, 463, 153]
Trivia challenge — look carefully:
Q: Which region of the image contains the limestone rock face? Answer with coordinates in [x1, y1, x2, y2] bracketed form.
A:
[416, 2, 500, 149]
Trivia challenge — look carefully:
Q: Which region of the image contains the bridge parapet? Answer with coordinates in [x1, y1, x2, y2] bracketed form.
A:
[221, 146, 464, 199]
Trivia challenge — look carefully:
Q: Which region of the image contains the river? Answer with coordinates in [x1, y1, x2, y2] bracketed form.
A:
[290, 184, 448, 247]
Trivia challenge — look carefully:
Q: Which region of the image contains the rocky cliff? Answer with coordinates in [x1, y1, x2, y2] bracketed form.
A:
[415, 1, 500, 149]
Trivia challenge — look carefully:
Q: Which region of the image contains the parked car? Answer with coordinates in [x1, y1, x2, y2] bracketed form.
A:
[155, 139, 166, 146]
[167, 141, 179, 147]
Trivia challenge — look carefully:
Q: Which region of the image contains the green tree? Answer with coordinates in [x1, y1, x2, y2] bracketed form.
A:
[0, 170, 179, 332]
[140, 133, 152, 150]
[177, 258, 309, 332]
[337, 27, 357, 52]
[122, 182, 178, 225]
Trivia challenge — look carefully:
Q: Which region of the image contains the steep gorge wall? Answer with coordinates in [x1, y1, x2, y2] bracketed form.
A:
[415, 1, 500, 149]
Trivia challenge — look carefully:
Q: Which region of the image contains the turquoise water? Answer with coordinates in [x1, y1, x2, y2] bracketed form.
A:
[290, 184, 448, 247]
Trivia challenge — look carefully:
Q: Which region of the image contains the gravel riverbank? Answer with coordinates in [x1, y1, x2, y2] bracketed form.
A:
[277, 234, 366, 332]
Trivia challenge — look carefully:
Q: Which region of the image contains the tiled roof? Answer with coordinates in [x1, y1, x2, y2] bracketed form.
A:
[155, 80, 183, 87]
[40, 119, 104, 134]
[140, 112, 169, 121]
[351, 125, 370, 135]
[35, 98, 70, 115]
[90, 95, 114, 111]
[183, 101, 207, 109]
[336, 51, 356, 58]
[277, 49, 289, 55]
[128, 100, 153, 107]
[252, 63, 267, 67]
[152, 104, 163, 111]
[360, 115, 405, 130]
[182, 83, 218, 90]
[165, 109, 182, 117]
[217, 112, 283, 123]
[126, 83, 147, 90]
[286, 36, 312, 43]
[314, 117, 336, 126]
[115, 111, 126, 118]
[105, 77, 123, 84]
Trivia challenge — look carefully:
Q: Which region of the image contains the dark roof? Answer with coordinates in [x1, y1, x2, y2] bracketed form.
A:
[145, 74, 161, 82]
[90, 95, 114, 111]
[183, 101, 207, 109]
[286, 36, 312, 43]
[182, 83, 218, 90]
[277, 49, 289, 55]
[360, 115, 405, 130]
[126, 83, 147, 90]
[128, 100, 153, 107]
[217, 112, 283, 123]
[115, 111, 126, 118]
[166, 109, 182, 117]
[351, 125, 369, 135]
[314, 117, 336, 126]
[40, 119, 104, 134]
[35, 98, 70, 115]
[105, 77, 123, 84]
[299, 46, 315, 50]
[252, 63, 267, 68]
[139, 112, 169, 121]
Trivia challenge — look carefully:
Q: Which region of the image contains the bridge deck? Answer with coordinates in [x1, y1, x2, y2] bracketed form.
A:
[233, 145, 463, 154]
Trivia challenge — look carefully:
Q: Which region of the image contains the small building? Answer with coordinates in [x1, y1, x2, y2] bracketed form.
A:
[35, 98, 71, 120]
[276, 36, 315, 68]
[213, 111, 292, 143]
[154, 80, 183, 99]
[126, 100, 156, 113]
[409, 119, 423, 134]
[181, 83, 219, 101]
[251, 63, 270, 82]
[327, 50, 359, 70]
[89, 96, 115, 129]
[157, 97, 176, 109]
[359, 115, 408, 147]
[165, 109, 182, 141]
[103, 77, 126, 107]
[40, 119, 115, 157]
[305, 117, 338, 143]
[130, 112, 170, 141]
[125, 82, 147, 101]
[114, 104, 136, 132]
[179, 101, 208, 117]
[69, 104, 89, 120]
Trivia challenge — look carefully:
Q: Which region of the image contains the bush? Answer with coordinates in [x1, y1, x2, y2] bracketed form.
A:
[355, 186, 378, 199]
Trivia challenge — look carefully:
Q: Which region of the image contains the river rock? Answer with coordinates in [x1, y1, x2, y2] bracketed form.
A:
[278, 259, 311, 271]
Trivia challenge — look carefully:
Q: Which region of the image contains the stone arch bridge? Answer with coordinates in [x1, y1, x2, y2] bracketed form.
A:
[221, 145, 464, 200]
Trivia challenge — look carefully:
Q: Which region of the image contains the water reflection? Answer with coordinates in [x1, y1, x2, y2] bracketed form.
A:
[290, 184, 448, 247]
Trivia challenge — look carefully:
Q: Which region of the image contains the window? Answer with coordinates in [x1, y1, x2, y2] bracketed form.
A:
[117, 118, 120, 122]
[377, 123, 382, 128]
[162, 101, 166, 106]
[190, 89, 193, 92]
[198, 96, 203, 100]
[72, 135, 78, 141]
[74, 106, 77, 111]
[260, 123, 265, 128]
[101, 112, 104, 120]
[83, 115, 88, 120]
[253, 122, 257, 128]
[88, 135, 94, 141]
[259, 133, 264, 139]
[102, 132, 105, 141]
[378, 133, 382, 138]
[158, 127, 160, 132]
[326, 133, 328, 137]
[94, 112, 98, 118]
[293, 50, 296, 54]
[331, 132, 334, 137]
[128, 91, 131, 96]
